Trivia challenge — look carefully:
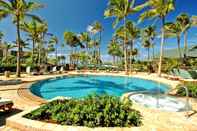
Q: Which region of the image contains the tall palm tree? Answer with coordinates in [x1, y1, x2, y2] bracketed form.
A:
[176, 13, 197, 61]
[36, 22, 48, 66]
[125, 21, 140, 71]
[92, 21, 103, 61]
[104, 0, 146, 73]
[143, 26, 156, 59]
[139, 0, 175, 76]
[64, 31, 82, 65]
[164, 22, 183, 60]
[0, 0, 43, 77]
[0, 31, 4, 44]
[21, 18, 45, 63]
[0, 42, 15, 64]
[108, 39, 121, 65]
[49, 35, 58, 64]
[79, 32, 90, 54]
[142, 40, 152, 61]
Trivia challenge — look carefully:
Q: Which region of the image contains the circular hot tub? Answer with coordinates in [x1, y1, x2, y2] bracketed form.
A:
[129, 93, 192, 112]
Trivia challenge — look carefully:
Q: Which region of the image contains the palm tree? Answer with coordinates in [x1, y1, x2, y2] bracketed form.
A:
[164, 22, 183, 60]
[92, 21, 103, 61]
[64, 31, 82, 65]
[108, 39, 121, 65]
[142, 40, 152, 60]
[36, 22, 48, 66]
[0, 42, 15, 64]
[79, 32, 90, 54]
[0, 31, 4, 44]
[49, 35, 58, 64]
[21, 18, 45, 63]
[143, 26, 156, 59]
[176, 13, 197, 61]
[139, 0, 175, 76]
[125, 21, 140, 71]
[104, 0, 146, 73]
[0, 0, 43, 77]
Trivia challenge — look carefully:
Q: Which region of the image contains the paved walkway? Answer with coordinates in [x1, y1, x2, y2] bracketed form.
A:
[0, 72, 197, 131]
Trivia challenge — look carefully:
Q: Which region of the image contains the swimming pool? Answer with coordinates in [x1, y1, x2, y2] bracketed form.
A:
[30, 75, 169, 100]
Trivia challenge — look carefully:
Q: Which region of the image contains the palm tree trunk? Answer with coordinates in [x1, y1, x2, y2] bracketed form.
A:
[4, 48, 8, 64]
[32, 38, 35, 63]
[158, 17, 165, 77]
[130, 40, 134, 73]
[113, 55, 115, 65]
[183, 30, 188, 61]
[148, 48, 150, 61]
[124, 17, 128, 74]
[16, 15, 21, 77]
[177, 35, 182, 61]
[152, 46, 155, 60]
[99, 31, 102, 64]
[56, 45, 58, 65]
[38, 45, 41, 66]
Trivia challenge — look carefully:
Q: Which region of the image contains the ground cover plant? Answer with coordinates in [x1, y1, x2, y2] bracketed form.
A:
[24, 95, 142, 127]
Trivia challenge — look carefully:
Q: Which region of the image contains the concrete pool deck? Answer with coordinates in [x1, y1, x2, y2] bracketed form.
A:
[0, 71, 197, 131]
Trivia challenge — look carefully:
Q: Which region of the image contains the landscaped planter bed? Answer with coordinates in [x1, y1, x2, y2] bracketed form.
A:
[7, 95, 143, 131]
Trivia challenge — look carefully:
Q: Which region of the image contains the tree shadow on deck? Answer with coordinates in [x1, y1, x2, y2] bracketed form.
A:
[0, 108, 23, 126]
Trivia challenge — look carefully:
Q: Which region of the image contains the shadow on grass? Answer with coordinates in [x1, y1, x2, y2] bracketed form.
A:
[0, 108, 23, 126]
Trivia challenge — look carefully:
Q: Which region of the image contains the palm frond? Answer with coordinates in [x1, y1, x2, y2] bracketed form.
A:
[191, 15, 197, 26]
[0, 0, 12, 10]
[138, 9, 158, 23]
[25, 13, 43, 23]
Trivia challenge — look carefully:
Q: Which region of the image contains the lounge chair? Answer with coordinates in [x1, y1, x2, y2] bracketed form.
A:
[170, 69, 197, 79]
[0, 98, 13, 111]
[50, 66, 58, 74]
[60, 66, 67, 73]
[26, 66, 31, 75]
[178, 69, 197, 79]
[0, 79, 22, 86]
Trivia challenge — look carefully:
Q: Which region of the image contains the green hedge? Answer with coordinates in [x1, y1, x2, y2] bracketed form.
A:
[24, 95, 142, 127]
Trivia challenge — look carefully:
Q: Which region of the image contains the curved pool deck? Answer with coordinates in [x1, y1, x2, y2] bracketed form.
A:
[1, 71, 197, 131]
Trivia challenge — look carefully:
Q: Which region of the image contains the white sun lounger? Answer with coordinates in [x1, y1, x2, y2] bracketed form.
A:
[0, 98, 13, 111]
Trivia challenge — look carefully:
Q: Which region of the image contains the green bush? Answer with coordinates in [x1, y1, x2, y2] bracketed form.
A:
[176, 83, 197, 98]
[24, 95, 142, 127]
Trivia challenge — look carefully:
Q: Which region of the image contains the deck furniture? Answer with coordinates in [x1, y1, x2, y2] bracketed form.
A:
[0, 79, 22, 86]
[0, 98, 13, 111]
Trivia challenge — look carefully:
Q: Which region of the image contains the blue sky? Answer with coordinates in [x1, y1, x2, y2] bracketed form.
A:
[0, 0, 197, 61]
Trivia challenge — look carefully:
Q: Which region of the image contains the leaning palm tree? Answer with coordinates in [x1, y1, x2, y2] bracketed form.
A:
[139, 0, 175, 76]
[104, 0, 146, 73]
[0, 0, 43, 77]
[164, 22, 183, 60]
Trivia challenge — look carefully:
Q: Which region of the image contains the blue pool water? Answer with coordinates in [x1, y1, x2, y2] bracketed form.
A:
[30, 75, 169, 100]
